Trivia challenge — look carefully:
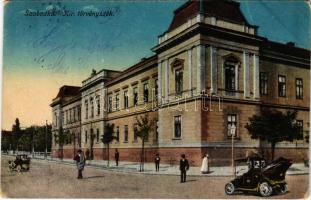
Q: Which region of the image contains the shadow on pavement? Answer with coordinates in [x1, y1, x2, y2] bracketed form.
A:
[83, 175, 105, 179]
[185, 179, 197, 182]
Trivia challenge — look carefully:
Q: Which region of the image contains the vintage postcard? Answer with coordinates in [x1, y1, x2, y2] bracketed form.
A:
[1, 0, 310, 199]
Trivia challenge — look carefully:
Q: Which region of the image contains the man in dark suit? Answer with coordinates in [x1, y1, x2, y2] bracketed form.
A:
[115, 149, 119, 166]
[179, 154, 189, 183]
[73, 149, 85, 179]
[155, 154, 160, 171]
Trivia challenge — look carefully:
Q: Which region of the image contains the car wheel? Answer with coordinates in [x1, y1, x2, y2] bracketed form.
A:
[16, 165, 22, 173]
[279, 184, 288, 194]
[225, 182, 235, 195]
[259, 182, 273, 197]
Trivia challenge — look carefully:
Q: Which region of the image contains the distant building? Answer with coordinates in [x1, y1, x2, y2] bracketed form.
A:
[50, 0, 309, 166]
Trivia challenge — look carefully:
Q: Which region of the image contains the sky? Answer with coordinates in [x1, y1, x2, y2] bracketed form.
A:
[2, 0, 310, 130]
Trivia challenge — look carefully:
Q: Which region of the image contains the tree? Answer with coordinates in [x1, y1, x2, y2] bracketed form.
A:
[54, 127, 70, 160]
[12, 118, 21, 133]
[245, 109, 303, 161]
[1, 131, 13, 151]
[101, 123, 117, 167]
[136, 114, 155, 172]
[12, 118, 22, 151]
[33, 125, 52, 152]
[18, 134, 32, 151]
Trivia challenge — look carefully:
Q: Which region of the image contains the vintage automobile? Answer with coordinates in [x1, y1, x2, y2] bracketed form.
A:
[225, 156, 292, 197]
[8, 154, 31, 172]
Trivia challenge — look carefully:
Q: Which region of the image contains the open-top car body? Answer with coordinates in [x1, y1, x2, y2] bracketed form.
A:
[225, 156, 292, 197]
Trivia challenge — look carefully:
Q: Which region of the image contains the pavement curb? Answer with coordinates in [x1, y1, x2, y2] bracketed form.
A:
[2, 154, 309, 177]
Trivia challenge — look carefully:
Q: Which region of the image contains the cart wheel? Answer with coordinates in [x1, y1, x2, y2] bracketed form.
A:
[259, 182, 273, 197]
[279, 184, 288, 194]
[9, 163, 14, 171]
[16, 165, 22, 173]
[225, 182, 235, 195]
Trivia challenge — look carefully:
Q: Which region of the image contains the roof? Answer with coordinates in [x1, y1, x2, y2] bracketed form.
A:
[55, 85, 81, 99]
[82, 68, 121, 84]
[262, 40, 310, 60]
[105, 55, 157, 86]
[168, 0, 254, 32]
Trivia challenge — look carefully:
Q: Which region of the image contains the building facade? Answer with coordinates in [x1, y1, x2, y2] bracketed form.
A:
[51, 0, 309, 166]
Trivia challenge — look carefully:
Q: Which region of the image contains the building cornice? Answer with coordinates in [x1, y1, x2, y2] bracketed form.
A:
[105, 55, 157, 87]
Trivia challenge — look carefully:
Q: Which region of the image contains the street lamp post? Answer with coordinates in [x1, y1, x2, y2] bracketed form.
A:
[45, 120, 48, 159]
[230, 124, 236, 176]
[231, 131, 234, 175]
[32, 127, 35, 158]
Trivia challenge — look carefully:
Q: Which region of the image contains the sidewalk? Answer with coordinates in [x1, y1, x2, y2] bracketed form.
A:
[21, 155, 309, 177]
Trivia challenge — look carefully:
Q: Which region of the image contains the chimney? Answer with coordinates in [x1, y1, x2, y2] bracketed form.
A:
[286, 42, 295, 47]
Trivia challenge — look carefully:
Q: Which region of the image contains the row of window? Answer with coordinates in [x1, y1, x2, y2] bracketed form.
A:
[58, 106, 81, 126]
[56, 71, 304, 126]
[174, 114, 304, 139]
[83, 123, 159, 144]
[260, 73, 304, 99]
[171, 62, 238, 95]
[84, 129, 101, 144]
[54, 131, 82, 146]
[173, 114, 237, 139]
[76, 115, 236, 142]
[84, 96, 101, 119]
[59, 117, 304, 145]
[108, 79, 159, 112]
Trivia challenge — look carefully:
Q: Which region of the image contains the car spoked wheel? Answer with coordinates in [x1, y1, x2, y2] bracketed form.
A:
[225, 182, 235, 195]
[259, 182, 273, 197]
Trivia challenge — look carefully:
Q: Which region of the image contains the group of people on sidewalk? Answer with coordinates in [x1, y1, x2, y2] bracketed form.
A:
[73, 149, 210, 183]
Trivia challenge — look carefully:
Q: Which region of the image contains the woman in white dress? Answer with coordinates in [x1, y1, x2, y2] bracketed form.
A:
[200, 154, 209, 174]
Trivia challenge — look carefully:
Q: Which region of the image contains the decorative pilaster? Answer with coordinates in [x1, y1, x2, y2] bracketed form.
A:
[196, 14, 204, 23]
[188, 49, 193, 97]
[243, 52, 250, 98]
[164, 59, 169, 102]
[157, 61, 162, 103]
[197, 45, 206, 95]
[253, 54, 260, 99]
[210, 46, 218, 95]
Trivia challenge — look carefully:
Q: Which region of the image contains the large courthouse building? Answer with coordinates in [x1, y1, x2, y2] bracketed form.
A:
[51, 0, 309, 166]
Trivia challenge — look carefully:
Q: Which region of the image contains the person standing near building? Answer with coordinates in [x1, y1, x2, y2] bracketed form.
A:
[155, 154, 160, 171]
[115, 149, 119, 166]
[74, 149, 85, 179]
[200, 154, 209, 174]
[179, 154, 189, 183]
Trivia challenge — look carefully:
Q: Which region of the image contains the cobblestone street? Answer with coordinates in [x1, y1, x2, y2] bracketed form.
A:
[1, 156, 308, 199]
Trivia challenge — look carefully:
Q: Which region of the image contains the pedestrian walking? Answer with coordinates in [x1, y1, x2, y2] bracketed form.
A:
[200, 154, 209, 174]
[179, 154, 189, 183]
[73, 149, 85, 179]
[155, 154, 160, 171]
[115, 149, 119, 166]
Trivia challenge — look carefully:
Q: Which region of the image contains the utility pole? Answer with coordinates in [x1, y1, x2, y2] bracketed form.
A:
[45, 120, 48, 159]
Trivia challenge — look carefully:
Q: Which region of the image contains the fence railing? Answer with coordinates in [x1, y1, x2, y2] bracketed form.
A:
[2, 150, 51, 159]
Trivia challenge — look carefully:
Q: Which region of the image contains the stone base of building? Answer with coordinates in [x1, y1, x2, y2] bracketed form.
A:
[51, 146, 308, 166]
